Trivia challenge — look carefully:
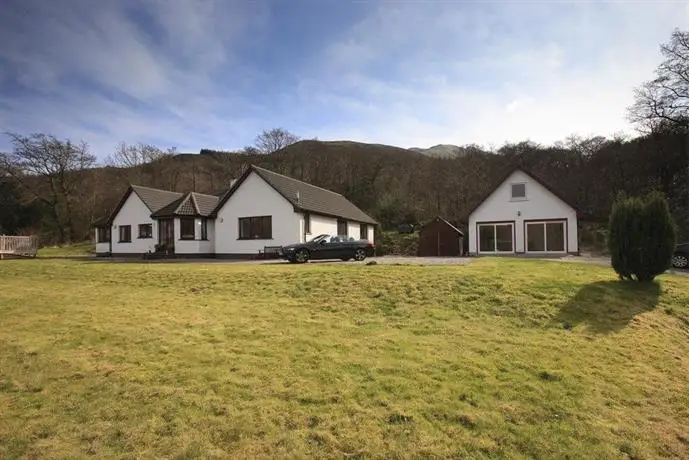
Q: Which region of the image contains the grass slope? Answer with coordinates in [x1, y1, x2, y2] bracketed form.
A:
[37, 241, 93, 258]
[1, 259, 688, 459]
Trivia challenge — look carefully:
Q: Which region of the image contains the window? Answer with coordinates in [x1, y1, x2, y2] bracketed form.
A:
[138, 223, 153, 239]
[97, 227, 110, 243]
[118, 225, 131, 243]
[238, 216, 272, 239]
[477, 223, 513, 253]
[200, 218, 208, 240]
[511, 183, 526, 200]
[526, 221, 565, 252]
[337, 219, 348, 236]
[360, 223, 369, 240]
[304, 212, 311, 234]
[180, 218, 195, 240]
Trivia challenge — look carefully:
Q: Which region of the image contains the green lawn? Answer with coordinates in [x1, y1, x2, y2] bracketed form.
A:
[36, 241, 93, 258]
[1, 259, 688, 459]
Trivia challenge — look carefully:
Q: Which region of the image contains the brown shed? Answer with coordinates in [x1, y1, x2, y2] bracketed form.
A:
[418, 217, 464, 257]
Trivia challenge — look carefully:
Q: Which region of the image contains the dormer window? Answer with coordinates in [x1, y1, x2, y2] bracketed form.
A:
[511, 183, 526, 200]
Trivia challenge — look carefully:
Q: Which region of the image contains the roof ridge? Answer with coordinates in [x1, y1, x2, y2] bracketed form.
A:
[189, 192, 200, 215]
[190, 191, 219, 199]
[172, 193, 192, 214]
[251, 165, 344, 197]
[130, 184, 182, 194]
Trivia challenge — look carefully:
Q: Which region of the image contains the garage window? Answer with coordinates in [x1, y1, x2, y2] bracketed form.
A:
[477, 223, 514, 253]
[526, 221, 565, 252]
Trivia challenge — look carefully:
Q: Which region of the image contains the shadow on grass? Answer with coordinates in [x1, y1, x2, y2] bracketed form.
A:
[555, 280, 660, 333]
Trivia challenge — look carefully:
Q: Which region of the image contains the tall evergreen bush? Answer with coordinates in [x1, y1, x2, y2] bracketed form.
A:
[608, 192, 676, 281]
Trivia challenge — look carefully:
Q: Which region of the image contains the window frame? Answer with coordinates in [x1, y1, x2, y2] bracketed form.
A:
[510, 183, 527, 201]
[200, 218, 208, 240]
[238, 216, 272, 240]
[359, 223, 369, 240]
[138, 223, 153, 239]
[304, 212, 311, 235]
[96, 227, 111, 243]
[476, 222, 514, 254]
[118, 225, 132, 243]
[179, 217, 196, 240]
[337, 219, 348, 237]
[524, 220, 566, 253]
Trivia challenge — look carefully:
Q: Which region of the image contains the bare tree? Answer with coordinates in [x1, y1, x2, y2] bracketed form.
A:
[106, 142, 173, 168]
[1, 133, 96, 243]
[629, 29, 689, 230]
[629, 29, 689, 131]
[254, 128, 300, 154]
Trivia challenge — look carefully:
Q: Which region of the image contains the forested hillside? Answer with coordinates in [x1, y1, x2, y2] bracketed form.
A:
[1, 130, 687, 244]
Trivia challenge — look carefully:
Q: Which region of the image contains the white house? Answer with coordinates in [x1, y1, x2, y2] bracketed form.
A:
[93, 165, 377, 258]
[468, 168, 579, 256]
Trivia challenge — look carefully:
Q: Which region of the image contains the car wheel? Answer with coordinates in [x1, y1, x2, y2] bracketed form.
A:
[353, 248, 366, 261]
[672, 254, 688, 268]
[295, 249, 310, 264]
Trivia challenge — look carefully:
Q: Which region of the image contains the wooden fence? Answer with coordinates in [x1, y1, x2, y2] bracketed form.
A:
[0, 235, 39, 259]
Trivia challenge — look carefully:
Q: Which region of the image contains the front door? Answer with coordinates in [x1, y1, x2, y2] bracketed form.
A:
[158, 219, 175, 252]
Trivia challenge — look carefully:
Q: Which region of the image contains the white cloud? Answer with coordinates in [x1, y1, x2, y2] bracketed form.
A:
[0, 0, 269, 156]
[307, 1, 688, 149]
[0, 0, 687, 156]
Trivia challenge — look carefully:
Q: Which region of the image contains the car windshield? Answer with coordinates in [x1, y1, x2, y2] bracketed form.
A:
[308, 234, 331, 243]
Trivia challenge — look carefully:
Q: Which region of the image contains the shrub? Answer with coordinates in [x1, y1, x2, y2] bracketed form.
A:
[376, 231, 419, 256]
[608, 192, 676, 282]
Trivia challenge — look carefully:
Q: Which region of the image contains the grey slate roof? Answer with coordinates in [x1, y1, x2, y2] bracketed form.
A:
[150, 191, 219, 218]
[131, 185, 183, 213]
[212, 165, 378, 225]
[192, 192, 220, 217]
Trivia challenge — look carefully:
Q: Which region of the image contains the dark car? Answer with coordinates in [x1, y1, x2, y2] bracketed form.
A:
[279, 234, 375, 263]
[672, 243, 689, 268]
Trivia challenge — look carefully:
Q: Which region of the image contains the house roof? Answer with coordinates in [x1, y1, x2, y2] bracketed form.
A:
[106, 185, 183, 225]
[131, 185, 184, 213]
[465, 166, 580, 219]
[211, 165, 378, 225]
[151, 191, 219, 218]
[91, 216, 109, 227]
[421, 216, 464, 236]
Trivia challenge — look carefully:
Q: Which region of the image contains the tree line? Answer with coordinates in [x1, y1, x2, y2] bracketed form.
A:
[1, 30, 688, 245]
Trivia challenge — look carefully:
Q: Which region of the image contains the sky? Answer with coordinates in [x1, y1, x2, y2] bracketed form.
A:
[0, 0, 687, 159]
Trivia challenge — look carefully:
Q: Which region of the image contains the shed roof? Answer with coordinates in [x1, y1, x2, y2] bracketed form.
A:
[421, 216, 464, 236]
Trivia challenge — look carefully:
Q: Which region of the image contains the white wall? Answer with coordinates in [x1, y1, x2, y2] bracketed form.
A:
[174, 217, 214, 254]
[214, 171, 301, 254]
[95, 239, 110, 255]
[308, 214, 338, 240]
[303, 214, 375, 243]
[111, 192, 157, 254]
[468, 170, 578, 254]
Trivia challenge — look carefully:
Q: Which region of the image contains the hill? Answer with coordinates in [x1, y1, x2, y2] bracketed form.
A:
[2, 133, 687, 244]
[410, 144, 466, 157]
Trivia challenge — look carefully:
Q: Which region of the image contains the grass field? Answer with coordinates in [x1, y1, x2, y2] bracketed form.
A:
[36, 241, 93, 258]
[1, 259, 688, 459]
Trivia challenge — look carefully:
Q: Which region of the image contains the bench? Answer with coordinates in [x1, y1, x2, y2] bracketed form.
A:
[258, 246, 282, 259]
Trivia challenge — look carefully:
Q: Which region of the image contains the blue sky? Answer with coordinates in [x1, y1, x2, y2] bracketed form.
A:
[0, 0, 686, 159]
